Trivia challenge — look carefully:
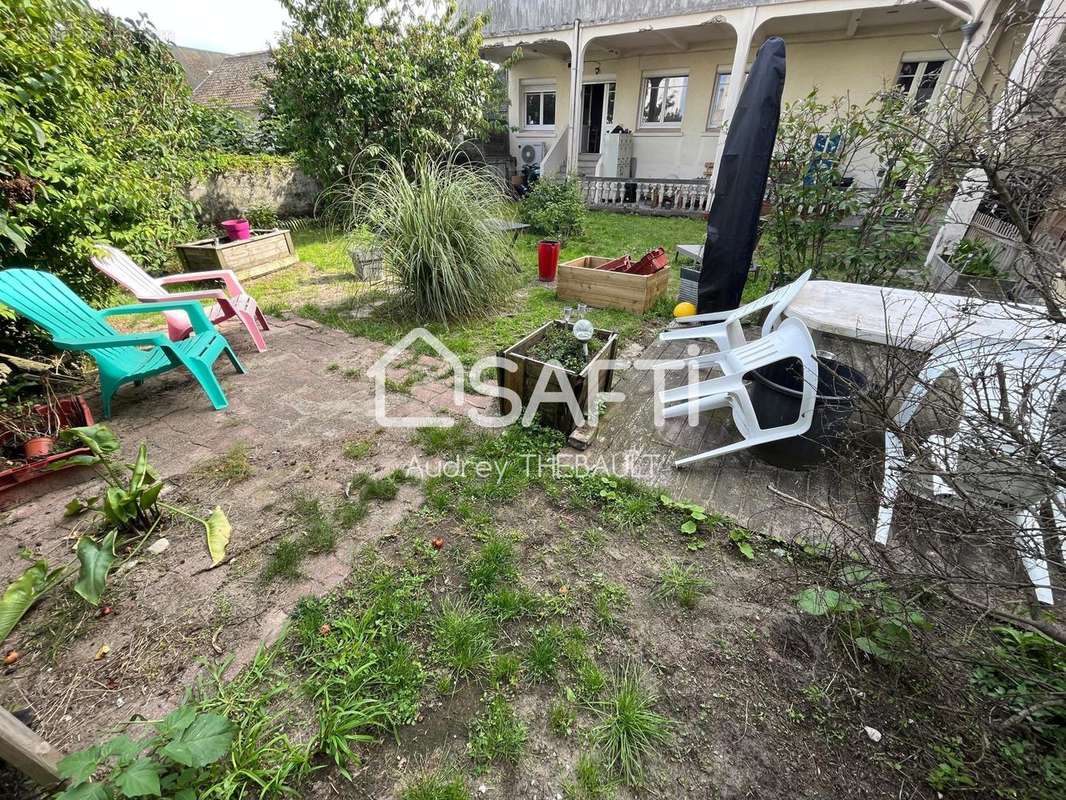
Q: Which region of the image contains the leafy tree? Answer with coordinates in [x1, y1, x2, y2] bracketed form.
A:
[266, 0, 510, 184]
[0, 0, 271, 354]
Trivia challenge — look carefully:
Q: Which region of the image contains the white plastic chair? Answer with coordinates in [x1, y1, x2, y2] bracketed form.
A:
[659, 317, 819, 467]
[661, 269, 812, 355]
[876, 338, 1066, 604]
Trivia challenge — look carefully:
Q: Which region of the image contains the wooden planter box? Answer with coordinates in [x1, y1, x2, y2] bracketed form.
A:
[557, 255, 669, 313]
[496, 320, 618, 436]
[176, 229, 298, 281]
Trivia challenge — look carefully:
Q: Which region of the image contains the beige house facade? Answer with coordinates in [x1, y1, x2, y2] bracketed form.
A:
[465, 0, 1043, 194]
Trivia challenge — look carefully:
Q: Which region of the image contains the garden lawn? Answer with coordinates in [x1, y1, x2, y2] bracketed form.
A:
[248, 210, 770, 364]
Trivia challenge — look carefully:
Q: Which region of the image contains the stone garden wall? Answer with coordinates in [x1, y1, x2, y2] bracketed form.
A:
[188, 163, 320, 222]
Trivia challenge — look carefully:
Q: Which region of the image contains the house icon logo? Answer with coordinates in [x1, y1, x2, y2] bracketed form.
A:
[367, 328, 465, 428]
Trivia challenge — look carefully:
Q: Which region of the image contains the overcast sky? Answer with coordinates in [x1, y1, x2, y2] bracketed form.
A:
[91, 0, 290, 54]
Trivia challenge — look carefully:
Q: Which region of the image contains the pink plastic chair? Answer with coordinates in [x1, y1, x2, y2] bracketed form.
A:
[92, 245, 269, 352]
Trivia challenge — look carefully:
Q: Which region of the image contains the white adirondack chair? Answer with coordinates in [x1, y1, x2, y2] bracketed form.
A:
[92, 245, 270, 352]
[661, 269, 812, 355]
[876, 338, 1066, 604]
[660, 317, 819, 467]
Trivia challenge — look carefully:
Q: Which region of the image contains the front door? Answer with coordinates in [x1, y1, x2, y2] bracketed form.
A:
[580, 82, 615, 155]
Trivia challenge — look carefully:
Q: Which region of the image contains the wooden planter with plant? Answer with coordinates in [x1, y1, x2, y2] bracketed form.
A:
[175, 228, 298, 281]
[496, 320, 618, 437]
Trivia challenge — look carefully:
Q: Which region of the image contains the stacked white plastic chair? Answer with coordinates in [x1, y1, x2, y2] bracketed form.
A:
[876, 338, 1066, 604]
[660, 317, 819, 467]
[661, 269, 812, 356]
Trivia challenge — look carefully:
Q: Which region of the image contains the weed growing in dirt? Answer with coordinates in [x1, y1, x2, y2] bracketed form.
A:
[402, 766, 471, 800]
[262, 537, 306, 582]
[295, 497, 338, 554]
[564, 472, 658, 531]
[484, 586, 537, 621]
[591, 580, 629, 629]
[548, 693, 577, 737]
[563, 752, 617, 800]
[432, 598, 495, 678]
[490, 652, 522, 688]
[466, 532, 518, 595]
[343, 439, 374, 460]
[575, 660, 607, 701]
[335, 499, 369, 527]
[589, 664, 672, 786]
[316, 696, 386, 779]
[524, 625, 564, 684]
[194, 647, 314, 798]
[467, 695, 527, 767]
[413, 422, 478, 456]
[350, 469, 415, 503]
[653, 560, 712, 609]
[261, 498, 344, 582]
[293, 567, 428, 737]
[192, 443, 254, 485]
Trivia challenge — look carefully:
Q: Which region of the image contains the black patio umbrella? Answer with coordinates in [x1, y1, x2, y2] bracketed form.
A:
[697, 36, 786, 312]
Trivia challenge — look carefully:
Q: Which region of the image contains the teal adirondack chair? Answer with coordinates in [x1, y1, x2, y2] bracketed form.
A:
[0, 269, 245, 417]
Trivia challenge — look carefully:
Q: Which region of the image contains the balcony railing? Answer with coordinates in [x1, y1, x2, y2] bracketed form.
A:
[580, 176, 711, 217]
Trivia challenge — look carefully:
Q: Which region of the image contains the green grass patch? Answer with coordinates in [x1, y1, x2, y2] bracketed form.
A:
[248, 212, 712, 365]
[653, 560, 712, 610]
[191, 443, 253, 485]
[548, 694, 576, 737]
[589, 664, 672, 786]
[467, 695, 527, 767]
[401, 766, 471, 800]
[523, 625, 565, 684]
[342, 438, 374, 460]
[432, 598, 495, 678]
[564, 752, 617, 800]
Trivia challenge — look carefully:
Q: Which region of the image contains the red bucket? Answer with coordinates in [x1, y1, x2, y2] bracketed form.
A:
[221, 218, 251, 241]
[537, 239, 561, 282]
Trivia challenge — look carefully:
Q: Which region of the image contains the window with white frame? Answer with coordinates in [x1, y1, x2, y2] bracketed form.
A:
[522, 87, 556, 129]
[894, 56, 947, 111]
[707, 70, 732, 129]
[639, 73, 687, 127]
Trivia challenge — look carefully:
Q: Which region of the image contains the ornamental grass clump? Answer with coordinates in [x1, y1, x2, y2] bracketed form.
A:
[338, 152, 518, 322]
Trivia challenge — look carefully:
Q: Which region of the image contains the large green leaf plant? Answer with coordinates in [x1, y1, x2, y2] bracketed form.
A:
[55, 705, 234, 799]
[0, 426, 232, 643]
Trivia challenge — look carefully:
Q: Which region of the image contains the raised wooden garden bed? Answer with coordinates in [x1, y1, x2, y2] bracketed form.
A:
[496, 320, 618, 441]
[557, 255, 670, 313]
[0, 396, 94, 498]
[176, 229, 298, 281]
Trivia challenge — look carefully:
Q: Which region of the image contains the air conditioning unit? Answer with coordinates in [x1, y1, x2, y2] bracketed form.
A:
[520, 142, 546, 166]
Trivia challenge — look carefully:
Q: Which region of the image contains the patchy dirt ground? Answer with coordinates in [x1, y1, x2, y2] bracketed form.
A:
[0, 315, 464, 751]
[0, 314, 1037, 800]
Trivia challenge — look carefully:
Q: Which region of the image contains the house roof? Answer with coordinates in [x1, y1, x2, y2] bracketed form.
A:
[192, 51, 273, 112]
[169, 45, 230, 91]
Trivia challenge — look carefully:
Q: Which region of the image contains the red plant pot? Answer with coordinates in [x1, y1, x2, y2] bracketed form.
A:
[23, 437, 54, 461]
[537, 240, 561, 282]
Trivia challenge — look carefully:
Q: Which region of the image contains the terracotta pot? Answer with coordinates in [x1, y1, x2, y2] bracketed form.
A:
[24, 436, 54, 461]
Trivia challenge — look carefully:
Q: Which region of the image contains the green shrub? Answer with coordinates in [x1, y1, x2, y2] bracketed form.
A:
[520, 177, 587, 240]
[947, 237, 1001, 278]
[0, 1, 277, 354]
[244, 205, 281, 229]
[333, 151, 517, 321]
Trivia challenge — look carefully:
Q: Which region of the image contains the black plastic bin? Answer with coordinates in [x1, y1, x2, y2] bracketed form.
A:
[747, 356, 867, 470]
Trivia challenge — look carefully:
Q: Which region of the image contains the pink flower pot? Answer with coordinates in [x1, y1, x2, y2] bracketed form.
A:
[220, 219, 251, 241]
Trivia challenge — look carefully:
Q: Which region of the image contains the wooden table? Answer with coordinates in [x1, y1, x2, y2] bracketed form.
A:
[785, 280, 1064, 351]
